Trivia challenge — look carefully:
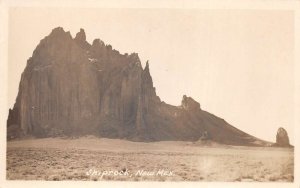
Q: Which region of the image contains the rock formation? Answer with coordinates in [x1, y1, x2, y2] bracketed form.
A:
[181, 95, 201, 111]
[274, 127, 291, 147]
[7, 27, 270, 146]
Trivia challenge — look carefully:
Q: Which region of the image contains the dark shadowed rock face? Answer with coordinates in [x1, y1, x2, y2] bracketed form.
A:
[7, 27, 270, 146]
[275, 127, 291, 147]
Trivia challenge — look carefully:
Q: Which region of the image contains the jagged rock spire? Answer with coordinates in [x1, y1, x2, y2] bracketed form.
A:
[74, 28, 90, 49]
[142, 60, 153, 87]
[75, 28, 86, 42]
[144, 60, 149, 72]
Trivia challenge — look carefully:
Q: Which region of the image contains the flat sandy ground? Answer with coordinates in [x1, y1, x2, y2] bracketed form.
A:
[6, 137, 294, 181]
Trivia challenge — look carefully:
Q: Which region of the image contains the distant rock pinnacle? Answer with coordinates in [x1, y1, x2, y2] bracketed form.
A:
[275, 127, 291, 147]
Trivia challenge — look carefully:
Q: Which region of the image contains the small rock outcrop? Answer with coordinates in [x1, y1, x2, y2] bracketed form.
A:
[275, 127, 291, 147]
[181, 95, 201, 111]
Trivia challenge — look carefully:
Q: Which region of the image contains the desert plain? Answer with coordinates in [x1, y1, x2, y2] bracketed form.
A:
[6, 136, 294, 181]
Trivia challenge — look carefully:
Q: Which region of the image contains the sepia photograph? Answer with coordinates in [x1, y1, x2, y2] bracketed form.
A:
[0, 0, 299, 187]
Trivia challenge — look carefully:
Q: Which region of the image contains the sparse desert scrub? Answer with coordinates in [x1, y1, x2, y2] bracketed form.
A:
[7, 137, 294, 181]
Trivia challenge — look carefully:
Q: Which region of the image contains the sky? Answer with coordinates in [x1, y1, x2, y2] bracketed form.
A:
[8, 8, 294, 144]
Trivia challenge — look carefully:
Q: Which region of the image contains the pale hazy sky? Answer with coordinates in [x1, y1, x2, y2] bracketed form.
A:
[8, 8, 294, 144]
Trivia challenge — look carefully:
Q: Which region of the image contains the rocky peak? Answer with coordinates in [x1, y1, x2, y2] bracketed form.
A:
[142, 61, 153, 86]
[44, 27, 73, 43]
[7, 27, 272, 146]
[144, 61, 150, 72]
[75, 28, 86, 42]
[50, 27, 69, 36]
[74, 28, 90, 49]
[32, 27, 74, 63]
[275, 127, 291, 147]
[129, 53, 140, 62]
[92, 38, 105, 48]
[89, 39, 107, 59]
[39, 27, 72, 43]
[181, 95, 201, 111]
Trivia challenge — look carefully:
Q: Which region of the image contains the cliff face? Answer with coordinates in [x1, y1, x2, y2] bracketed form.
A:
[7, 27, 269, 146]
